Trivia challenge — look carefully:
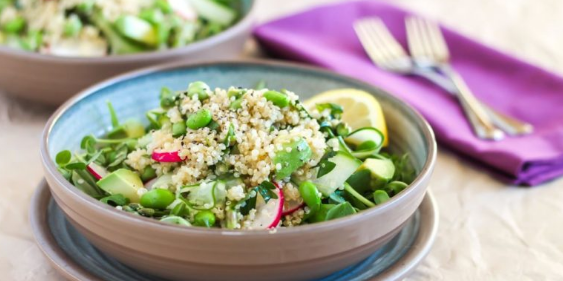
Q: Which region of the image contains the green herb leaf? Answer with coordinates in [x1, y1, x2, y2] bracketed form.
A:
[171, 202, 189, 217]
[373, 190, 390, 205]
[328, 190, 346, 204]
[160, 87, 179, 109]
[100, 194, 130, 207]
[316, 103, 343, 119]
[316, 150, 337, 178]
[325, 202, 356, 221]
[56, 150, 72, 166]
[343, 182, 375, 208]
[107, 101, 119, 127]
[65, 162, 87, 170]
[71, 170, 105, 198]
[240, 191, 257, 216]
[256, 181, 278, 203]
[224, 123, 236, 146]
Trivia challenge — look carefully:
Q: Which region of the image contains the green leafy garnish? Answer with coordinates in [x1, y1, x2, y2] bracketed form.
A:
[56, 150, 72, 166]
[316, 103, 343, 119]
[256, 181, 278, 203]
[325, 202, 356, 221]
[316, 151, 337, 178]
[100, 194, 130, 206]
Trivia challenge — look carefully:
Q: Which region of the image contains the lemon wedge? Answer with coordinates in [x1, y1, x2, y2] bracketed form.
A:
[304, 88, 388, 147]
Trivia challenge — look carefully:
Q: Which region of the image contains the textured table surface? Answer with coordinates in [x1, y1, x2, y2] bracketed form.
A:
[2, 0, 563, 280]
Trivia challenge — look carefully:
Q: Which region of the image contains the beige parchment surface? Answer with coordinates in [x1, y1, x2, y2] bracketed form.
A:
[1, 0, 563, 280]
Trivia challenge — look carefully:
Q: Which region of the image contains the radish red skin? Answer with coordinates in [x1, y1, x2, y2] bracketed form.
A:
[268, 187, 284, 229]
[86, 162, 108, 180]
[282, 201, 304, 216]
[250, 182, 284, 229]
[151, 151, 184, 162]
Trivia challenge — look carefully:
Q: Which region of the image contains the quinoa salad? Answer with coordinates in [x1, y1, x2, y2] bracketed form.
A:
[0, 0, 239, 56]
[55, 82, 415, 230]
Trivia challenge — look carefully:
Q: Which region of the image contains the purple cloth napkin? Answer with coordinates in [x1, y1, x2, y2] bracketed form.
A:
[254, 1, 563, 186]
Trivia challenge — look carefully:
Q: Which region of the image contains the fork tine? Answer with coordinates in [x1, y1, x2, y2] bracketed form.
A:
[355, 19, 396, 66]
[369, 19, 407, 58]
[355, 18, 409, 69]
[405, 17, 418, 56]
[354, 20, 389, 65]
[405, 17, 427, 58]
[424, 19, 450, 60]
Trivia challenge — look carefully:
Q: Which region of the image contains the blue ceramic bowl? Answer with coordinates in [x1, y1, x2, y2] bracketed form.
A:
[40, 61, 436, 281]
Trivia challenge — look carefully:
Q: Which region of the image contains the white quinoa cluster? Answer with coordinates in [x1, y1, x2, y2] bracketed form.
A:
[125, 87, 328, 223]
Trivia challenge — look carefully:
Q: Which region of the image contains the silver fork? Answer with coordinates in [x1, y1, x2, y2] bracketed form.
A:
[406, 17, 535, 139]
[354, 18, 533, 139]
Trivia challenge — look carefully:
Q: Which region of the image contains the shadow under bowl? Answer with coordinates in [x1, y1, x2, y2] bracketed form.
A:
[0, 0, 254, 106]
[40, 60, 436, 281]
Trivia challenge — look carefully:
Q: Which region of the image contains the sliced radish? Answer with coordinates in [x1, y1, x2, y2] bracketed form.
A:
[144, 178, 158, 189]
[282, 199, 304, 216]
[151, 150, 184, 162]
[250, 185, 284, 230]
[168, 0, 197, 21]
[87, 162, 108, 180]
[145, 174, 173, 190]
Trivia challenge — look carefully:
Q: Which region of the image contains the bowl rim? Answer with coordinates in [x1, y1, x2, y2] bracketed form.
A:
[0, 0, 255, 64]
[40, 59, 437, 237]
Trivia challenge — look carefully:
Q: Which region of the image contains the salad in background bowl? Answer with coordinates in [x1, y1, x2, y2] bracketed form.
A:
[0, 0, 254, 105]
[0, 0, 240, 56]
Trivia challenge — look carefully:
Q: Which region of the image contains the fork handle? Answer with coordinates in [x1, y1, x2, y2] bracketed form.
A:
[412, 69, 533, 136]
[438, 65, 504, 140]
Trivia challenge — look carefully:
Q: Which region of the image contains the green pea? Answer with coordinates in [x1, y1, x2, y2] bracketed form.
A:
[387, 181, 408, 195]
[336, 123, 350, 137]
[140, 166, 156, 182]
[172, 122, 186, 137]
[3, 16, 25, 34]
[187, 81, 210, 100]
[160, 215, 191, 226]
[186, 109, 212, 130]
[229, 98, 243, 110]
[264, 90, 290, 108]
[298, 181, 321, 214]
[194, 210, 216, 228]
[373, 190, 390, 205]
[64, 14, 82, 37]
[140, 189, 175, 209]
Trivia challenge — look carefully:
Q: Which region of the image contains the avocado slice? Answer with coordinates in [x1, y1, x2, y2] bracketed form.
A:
[115, 15, 157, 47]
[273, 137, 312, 180]
[97, 169, 144, 203]
[358, 158, 395, 189]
